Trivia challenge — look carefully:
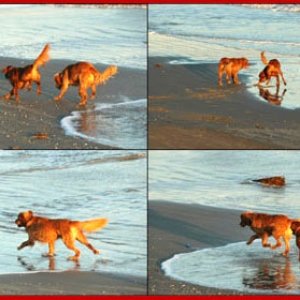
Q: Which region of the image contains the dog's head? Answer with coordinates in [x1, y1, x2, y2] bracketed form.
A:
[240, 211, 253, 227]
[54, 73, 63, 89]
[291, 220, 300, 235]
[15, 211, 34, 227]
[241, 58, 249, 69]
[258, 70, 267, 84]
[2, 65, 14, 76]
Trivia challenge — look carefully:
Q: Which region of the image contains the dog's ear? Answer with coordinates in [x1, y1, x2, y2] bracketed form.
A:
[2, 66, 12, 74]
[26, 210, 33, 220]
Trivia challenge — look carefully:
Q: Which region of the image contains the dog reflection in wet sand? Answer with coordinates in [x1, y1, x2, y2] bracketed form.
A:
[15, 211, 108, 261]
[243, 260, 296, 291]
[258, 86, 287, 106]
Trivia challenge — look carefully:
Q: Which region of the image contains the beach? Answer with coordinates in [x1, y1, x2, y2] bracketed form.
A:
[149, 201, 253, 295]
[0, 57, 146, 149]
[149, 57, 300, 149]
[0, 271, 146, 295]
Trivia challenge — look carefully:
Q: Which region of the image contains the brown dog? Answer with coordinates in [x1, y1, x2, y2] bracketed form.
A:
[258, 51, 286, 87]
[240, 211, 292, 256]
[290, 220, 300, 261]
[218, 57, 249, 86]
[2, 44, 50, 101]
[54, 62, 118, 106]
[15, 210, 108, 261]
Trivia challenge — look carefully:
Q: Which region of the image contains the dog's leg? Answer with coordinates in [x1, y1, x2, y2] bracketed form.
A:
[4, 89, 14, 100]
[76, 230, 99, 255]
[35, 72, 42, 95]
[281, 230, 292, 257]
[218, 65, 224, 86]
[17, 239, 34, 250]
[42, 241, 56, 257]
[78, 85, 88, 107]
[261, 232, 271, 248]
[62, 235, 81, 261]
[90, 84, 97, 100]
[275, 75, 280, 88]
[54, 73, 69, 101]
[233, 73, 240, 85]
[226, 70, 232, 84]
[13, 85, 20, 102]
[271, 238, 282, 250]
[247, 234, 259, 245]
[36, 81, 41, 95]
[279, 70, 287, 86]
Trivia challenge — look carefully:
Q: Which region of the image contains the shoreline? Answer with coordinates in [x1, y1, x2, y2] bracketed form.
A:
[149, 200, 251, 295]
[0, 57, 146, 150]
[0, 270, 146, 295]
[149, 56, 300, 149]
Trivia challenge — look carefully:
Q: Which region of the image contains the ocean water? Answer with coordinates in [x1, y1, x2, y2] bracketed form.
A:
[0, 5, 146, 69]
[149, 5, 300, 109]
[0, 150, 146, 278]
[149, 150, 300, 217]
[0, 5, 147, 149]
[149, 150, 300, 293]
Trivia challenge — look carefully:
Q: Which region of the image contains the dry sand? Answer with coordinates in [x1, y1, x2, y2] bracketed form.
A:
[149, 201, 251, 295]
[149, 57, 300, 149]
[0, 271, 146, 295]
[0, 57, 146, 149]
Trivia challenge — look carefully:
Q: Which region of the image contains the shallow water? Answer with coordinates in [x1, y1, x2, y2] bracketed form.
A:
[0, 151, 146, 277]
[162, 240, 300, 294]
[61, 98, 147, 149]
[149, 5, 300, 109]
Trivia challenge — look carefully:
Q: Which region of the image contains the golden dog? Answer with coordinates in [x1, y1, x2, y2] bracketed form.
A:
[15, 210, 108, 260]
[2, 44, 50, 101]
[218, 57, 249, 86]
[290, 220, 300, 261]
[54, 62, 118, 106]
[258, 51, 287, 87]
[240, 211, 292, 256]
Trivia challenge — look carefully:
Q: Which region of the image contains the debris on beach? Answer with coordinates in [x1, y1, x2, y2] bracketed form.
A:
[31, 132, 49, 140]
[251, 176, 285, 187]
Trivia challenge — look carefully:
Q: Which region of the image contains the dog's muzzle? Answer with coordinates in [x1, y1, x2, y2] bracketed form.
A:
[15, 219, 22, 227]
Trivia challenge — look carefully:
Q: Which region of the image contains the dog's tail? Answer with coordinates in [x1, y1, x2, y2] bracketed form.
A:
[80, 218, 108, 233]
[33, 44, 50, 69]
[260, 51, 269, 65]
[96, 65, 118, 85]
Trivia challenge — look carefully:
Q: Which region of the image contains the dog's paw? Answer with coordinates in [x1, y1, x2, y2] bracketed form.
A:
[42, 253, 55, 257]
[93, 249, 100, 255]
[67, 255, 80, 261]
[54, 96, 61, 101]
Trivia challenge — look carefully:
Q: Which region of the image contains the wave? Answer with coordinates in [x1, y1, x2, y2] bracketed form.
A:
[61, 98, 147, 149]
[243, 5, 300, 13]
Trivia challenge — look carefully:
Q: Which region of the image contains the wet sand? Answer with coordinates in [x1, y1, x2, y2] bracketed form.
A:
[0, 271, 146, 295]
[149, 201, 251, 295]
[149, 57, 300, 149]
[0, 57, 146, 149]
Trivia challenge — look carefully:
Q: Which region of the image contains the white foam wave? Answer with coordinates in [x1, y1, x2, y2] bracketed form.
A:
[243, 5, 300, 13]
[61, 98, 147, 149]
